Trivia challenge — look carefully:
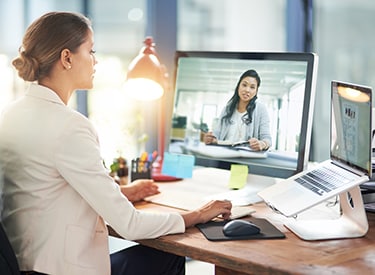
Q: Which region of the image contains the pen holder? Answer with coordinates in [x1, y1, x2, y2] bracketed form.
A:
[130, 158, 152, 182]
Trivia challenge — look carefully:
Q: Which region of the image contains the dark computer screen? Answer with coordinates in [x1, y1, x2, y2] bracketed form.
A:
[168, 51, 318, 178]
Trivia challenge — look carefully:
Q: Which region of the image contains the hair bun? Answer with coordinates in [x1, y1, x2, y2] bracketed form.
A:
[12, 50, 39, 82]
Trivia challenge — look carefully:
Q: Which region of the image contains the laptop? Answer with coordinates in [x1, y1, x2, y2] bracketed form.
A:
[258, 80, 373, 217]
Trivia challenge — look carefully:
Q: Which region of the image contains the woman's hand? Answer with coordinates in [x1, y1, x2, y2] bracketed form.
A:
[203, 131, 217, 145]
[249, 138, 268, 151]
[120, 179, 159, 203]
[181, 200, 232, 228]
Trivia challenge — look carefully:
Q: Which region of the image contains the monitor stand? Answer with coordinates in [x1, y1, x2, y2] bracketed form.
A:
[284, 185, 369, 241]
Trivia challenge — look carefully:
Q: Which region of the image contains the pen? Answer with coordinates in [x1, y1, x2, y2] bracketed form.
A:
[151, 150, 158, 162]
[206, 134, 217, 139]
[204, 130, 217, 140]
[140, 152, 148, 162]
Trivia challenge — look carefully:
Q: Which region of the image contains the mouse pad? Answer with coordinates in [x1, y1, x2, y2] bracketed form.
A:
[196, 217, 285, 241]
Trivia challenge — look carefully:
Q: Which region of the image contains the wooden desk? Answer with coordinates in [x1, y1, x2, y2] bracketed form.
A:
[108, 167, 375, 274]
[108, 200, 375, 275]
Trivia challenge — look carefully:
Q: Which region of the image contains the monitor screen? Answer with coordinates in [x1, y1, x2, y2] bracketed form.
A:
[168, 51, 318, 178]
[331, 80, 372, 176]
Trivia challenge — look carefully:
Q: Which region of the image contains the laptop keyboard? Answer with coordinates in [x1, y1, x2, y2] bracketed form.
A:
[295, 165, 358, 196]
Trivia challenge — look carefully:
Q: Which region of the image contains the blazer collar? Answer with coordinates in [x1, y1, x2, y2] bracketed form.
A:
[26, 83, 66, 106]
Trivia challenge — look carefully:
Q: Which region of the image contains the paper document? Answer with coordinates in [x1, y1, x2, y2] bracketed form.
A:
[216, 140, 250, 147]
[145, 167, 277, 209]
[186, 144, 267, 159]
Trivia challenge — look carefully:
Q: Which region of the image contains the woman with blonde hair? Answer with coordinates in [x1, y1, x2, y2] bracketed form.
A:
[0, 11, 231, 275]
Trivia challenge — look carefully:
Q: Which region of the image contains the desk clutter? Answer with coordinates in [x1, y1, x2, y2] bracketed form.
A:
[161, 152, 195, 178]
[109, 156, 129, 185]
[133, 151, 195, 181]
[109, 151, 195, 183]
[129, 151, 157, 181]
[131, 157, 152, 181]
[108, 152, 155, 184]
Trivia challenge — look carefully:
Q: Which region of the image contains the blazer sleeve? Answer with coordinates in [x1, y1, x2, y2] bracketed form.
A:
[255, 103, 272, 147]
[213, 108, 226, 140]
[53, 112, 185, 240]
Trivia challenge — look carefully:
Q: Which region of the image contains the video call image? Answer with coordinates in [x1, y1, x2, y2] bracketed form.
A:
[168, 52, 317, 178]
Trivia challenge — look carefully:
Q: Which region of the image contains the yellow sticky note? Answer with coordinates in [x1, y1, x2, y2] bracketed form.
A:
[228, 164, 248, 189]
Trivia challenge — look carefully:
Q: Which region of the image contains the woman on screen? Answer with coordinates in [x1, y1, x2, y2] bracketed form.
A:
[204, 69, 272, 151]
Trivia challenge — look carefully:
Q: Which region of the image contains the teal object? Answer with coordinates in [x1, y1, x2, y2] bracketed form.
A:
[162, 153, 195, 178]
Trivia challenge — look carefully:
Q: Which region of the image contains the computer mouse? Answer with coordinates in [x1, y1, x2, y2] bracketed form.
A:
[222, 220, 260, 237]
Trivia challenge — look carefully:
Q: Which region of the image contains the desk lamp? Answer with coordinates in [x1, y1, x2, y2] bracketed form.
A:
[124, 37, 166, 100]
[125, 37, 179, 181]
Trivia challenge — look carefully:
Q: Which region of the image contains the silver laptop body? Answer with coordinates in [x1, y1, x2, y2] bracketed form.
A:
[258, 80, 372, 217]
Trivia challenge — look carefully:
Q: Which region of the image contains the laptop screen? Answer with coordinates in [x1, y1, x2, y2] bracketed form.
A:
[331, 81, 372, 177]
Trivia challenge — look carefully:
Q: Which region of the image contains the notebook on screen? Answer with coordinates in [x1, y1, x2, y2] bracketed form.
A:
[258, 80, 372, 217]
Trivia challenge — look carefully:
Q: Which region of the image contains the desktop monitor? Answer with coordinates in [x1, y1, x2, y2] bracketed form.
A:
[168, 51, 318, 178]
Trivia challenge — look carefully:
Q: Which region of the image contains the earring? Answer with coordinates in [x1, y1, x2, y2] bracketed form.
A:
[67, 65, 72, 70]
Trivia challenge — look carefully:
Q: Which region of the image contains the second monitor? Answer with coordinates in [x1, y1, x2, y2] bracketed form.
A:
[168, 51, 319, 178]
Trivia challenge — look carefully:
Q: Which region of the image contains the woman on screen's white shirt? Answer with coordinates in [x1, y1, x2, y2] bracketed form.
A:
[0, 12, 231, 275]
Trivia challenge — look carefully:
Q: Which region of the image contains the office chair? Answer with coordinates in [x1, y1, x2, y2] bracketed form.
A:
[0, 222, 20, 275]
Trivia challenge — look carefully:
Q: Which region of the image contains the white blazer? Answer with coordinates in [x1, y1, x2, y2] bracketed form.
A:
[0, 84, 185, 275]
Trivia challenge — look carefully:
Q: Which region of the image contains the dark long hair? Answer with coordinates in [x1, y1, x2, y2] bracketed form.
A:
[222, 69, 261, 125]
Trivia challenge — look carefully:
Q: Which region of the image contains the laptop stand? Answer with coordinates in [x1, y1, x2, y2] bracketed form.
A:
[284, 185, 369, 241]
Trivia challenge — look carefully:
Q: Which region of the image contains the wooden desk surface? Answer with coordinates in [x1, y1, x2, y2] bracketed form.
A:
[110, 201, 375, 275]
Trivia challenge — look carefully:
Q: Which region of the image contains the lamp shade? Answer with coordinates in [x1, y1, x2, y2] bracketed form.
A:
[337, 86, 370, 103]
[124, 37, 165, 100]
